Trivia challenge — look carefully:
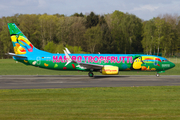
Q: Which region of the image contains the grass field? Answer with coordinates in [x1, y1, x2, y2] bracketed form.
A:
[0, 59, 179, 75]
[0, 59, 180, 119]
[167, 57, 180, 63]
[0, 86, 180, 119]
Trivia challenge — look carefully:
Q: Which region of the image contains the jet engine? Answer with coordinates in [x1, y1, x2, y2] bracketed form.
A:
[102, 66, 119, 75]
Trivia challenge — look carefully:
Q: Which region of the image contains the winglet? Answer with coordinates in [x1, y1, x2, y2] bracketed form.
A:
[65, 47, 71, 54]
[63, 50, 72, 66]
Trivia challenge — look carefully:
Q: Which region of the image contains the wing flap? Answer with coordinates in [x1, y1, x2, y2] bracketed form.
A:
[78, 62, 103, 69]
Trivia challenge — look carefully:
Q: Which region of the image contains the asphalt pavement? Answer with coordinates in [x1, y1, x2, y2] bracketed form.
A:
[0, 75, 180, 89]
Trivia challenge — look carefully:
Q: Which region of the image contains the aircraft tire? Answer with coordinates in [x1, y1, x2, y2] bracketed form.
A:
[156, 73, 160, 77]
[88, 72, 94, 77]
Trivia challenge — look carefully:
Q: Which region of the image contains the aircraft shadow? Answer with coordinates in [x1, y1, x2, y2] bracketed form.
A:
[93, 75, 129, 79]
[33, 75, 130, 79]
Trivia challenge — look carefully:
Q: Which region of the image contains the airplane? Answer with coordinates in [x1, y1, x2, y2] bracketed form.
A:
[7, 23, 175, 77]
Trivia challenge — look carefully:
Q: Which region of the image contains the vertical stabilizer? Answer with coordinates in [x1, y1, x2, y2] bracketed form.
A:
[8, 23, 34, 55]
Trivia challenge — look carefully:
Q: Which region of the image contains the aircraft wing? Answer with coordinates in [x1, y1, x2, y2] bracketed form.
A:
[63, 49, 103, 70]
[78, 62, 103, 70]
[6, 52, 27, 58]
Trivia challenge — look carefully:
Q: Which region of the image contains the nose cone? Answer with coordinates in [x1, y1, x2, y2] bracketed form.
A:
[162, 62, 175, 70]
[169, 62, 175, 69]
[170, 62, 175, 68]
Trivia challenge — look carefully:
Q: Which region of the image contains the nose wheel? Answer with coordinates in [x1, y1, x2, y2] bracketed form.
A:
[88, 72, 94, 77]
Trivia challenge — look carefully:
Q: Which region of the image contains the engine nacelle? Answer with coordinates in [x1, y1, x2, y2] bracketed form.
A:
[102, 66, 119, 75]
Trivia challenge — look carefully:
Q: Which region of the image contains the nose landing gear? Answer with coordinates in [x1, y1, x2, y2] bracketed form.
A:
[156, 71, 165, 77]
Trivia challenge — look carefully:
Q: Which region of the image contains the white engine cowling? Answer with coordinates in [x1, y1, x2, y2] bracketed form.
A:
[102, 66, 119, 75]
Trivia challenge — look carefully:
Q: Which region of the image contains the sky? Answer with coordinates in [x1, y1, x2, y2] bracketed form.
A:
[0, 0, 180, 20]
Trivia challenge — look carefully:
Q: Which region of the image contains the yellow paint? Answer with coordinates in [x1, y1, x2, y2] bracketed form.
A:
[133, 57, 142, 69]
[151, 68, 156, 71]
[14, 46, 18, 54]
[142, 56, 155, 61]
[11, 35, 17, 42]
[17, 46, 26, 54]
[13, 43, 26, 55]
[11, 35, 27, 55]
[146, 66, 150, 70]
[24, 60, 28, 63]
[102, 66, 119, 75]
[44, 63, 49, 67]
[18, 36, 30, 44]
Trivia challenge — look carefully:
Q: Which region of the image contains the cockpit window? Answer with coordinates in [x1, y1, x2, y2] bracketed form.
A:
[162, 60, 168, 62]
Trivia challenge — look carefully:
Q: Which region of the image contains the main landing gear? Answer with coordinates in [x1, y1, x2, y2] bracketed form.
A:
[88, 72, 94, 77]
[156, 73, 160, 77]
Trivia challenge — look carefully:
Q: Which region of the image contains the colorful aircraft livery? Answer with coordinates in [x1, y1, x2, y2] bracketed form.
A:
[7, 23, 175, 77]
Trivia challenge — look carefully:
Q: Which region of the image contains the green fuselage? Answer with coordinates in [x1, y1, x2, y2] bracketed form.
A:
[13, 52, 175, 73]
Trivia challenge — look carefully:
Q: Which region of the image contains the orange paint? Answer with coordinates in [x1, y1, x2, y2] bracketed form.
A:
[151, 68, 156, 71]
[44, 63, 49, 67]
[24, 60, 28, 63]
[16, 43, 20, 47]
[141, 66, 147, 70]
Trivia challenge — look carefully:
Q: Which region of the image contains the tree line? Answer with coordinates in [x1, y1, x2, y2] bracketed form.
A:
[0, 11, 180, 58]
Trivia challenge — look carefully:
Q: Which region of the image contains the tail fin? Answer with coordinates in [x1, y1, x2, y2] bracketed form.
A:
[8, 23, 34, 55]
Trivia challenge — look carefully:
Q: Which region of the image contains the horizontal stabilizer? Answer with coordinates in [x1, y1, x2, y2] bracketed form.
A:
[6, 52, 27, 58]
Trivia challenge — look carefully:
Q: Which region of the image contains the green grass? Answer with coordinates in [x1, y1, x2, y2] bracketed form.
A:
[1, 59, 180, 119]
[167, 57, 180, 63]
[0, 86, 180, 119]
[0, 59, 90, 75]
[0, 59, 179, 75]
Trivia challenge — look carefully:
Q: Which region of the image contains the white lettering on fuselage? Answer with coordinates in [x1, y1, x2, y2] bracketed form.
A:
[162, 64, 170, 67]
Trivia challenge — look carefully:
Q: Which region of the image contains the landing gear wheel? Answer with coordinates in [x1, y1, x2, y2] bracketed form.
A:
[88, 72, 94, 77]
[156, 73, 160, 77]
